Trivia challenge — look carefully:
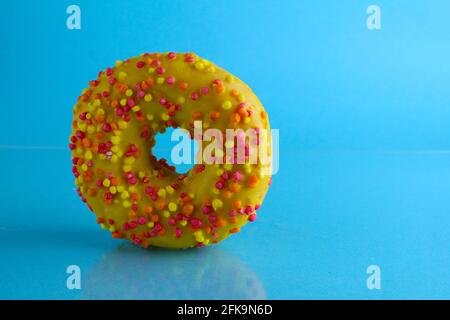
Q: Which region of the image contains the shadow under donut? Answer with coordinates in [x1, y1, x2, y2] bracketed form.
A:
[82, 243, 266, 300]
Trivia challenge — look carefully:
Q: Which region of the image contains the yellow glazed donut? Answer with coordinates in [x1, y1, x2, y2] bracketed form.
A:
[70, 52, 272, 249]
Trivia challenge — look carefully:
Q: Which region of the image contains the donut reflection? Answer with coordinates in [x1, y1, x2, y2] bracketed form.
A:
[82, 244, 266, 299]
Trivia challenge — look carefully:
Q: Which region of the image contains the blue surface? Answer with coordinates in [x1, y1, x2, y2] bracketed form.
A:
[1, 1, 450, 299]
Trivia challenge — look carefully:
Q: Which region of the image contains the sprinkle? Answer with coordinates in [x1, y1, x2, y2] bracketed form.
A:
[221, 100, 232, 110]
[168, 202, 177, 212]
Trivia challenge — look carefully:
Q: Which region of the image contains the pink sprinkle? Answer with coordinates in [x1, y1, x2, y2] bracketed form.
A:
[138, 217, 147, 225]
[191, 92, 199, 100]
[233, 171, 243, 182]
[166, 76, 175, 85]
[248, 214, 257, 222]
[229, 210, 237, 217]
[156, 67, 165, 75]
[136, 61, 145, 68]
[190, 218, 203, 228]
[102, 123, 112, 132]
[215, 181, 224, 189]
[175, 228, 182, 238]
[167, 52, 176, 59]
[168, 218, 176, 226]
[245, 206, 254, 214]
[200, 87, 209, 95]
[127, 99, 136, 107]
[202, 205, 212, 215]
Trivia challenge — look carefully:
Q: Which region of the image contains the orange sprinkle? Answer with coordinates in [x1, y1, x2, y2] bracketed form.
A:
[156, 199, 167, 210]
[230, 183, 241, 193]
[215, 84, 225, 94]
[131, 193, 140, 201]
[146, 78, 155, 87]
[95, 114, 105, 123]
[110, 177, 119, 186]
[82, 138, 91, 148]
[192, 111, 202, 120]
[217, 218, 227, 227]
[112, 232, 124, 239]
[247, 175, 259, 188]
[182, 203, 194, 215]
[233, 200, 242, 209]
[210, 111, 220, 121]
[229, 227, 240, 234]
[151, 214, 160, 222]
[178, 81, 188, 90]
[144, 205, 153, 215]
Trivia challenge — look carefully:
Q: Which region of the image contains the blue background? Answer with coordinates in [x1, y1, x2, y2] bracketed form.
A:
[1, 0, 449, 299]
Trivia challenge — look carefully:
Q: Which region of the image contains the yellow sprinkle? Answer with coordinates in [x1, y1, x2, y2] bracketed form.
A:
[146, 114, 154, 120]
[180, 220, 187, 227]
[195, 62, 205, 70]
[117, 186, 125, 193]
[132, 106, 141, 112]
[222, 100, 232, 110]
[157, 189, 166, 197]
[144, 94, 153, 102]
[102, 179, 111, 188]
[124, 156, 135, 165]
[84, 150, 93, 160]
[111, 136, 120, 145]
[163, 211, 170, 218]
[122, 200, 131, 208]
[109, 186, 117, 194]
[147, 222, 154, 228]
[109, 226, 116, 232]
[166, 185, 175, 194]
[121, 191, 130, 199]
[125, 89, 133, 97]
[118, 121, 128, 129]
[118, 72, 127, 80]
[120, 99, 127, 106]
[157, 77, 165, 84]
[212, 199, 223, 210]
[177, 96, 186, 104]
[148, 67, 155, 74]
[81, 164, 88, 171]
[161, 113, 169, 121]
[100, 223, 106, 229]
[168, 202, 177, 212]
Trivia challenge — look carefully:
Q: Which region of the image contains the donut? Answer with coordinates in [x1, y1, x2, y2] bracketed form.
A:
[69, 52, 272, 249]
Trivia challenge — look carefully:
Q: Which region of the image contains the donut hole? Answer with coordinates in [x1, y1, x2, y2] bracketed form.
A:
[153, 127, 198, 174]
